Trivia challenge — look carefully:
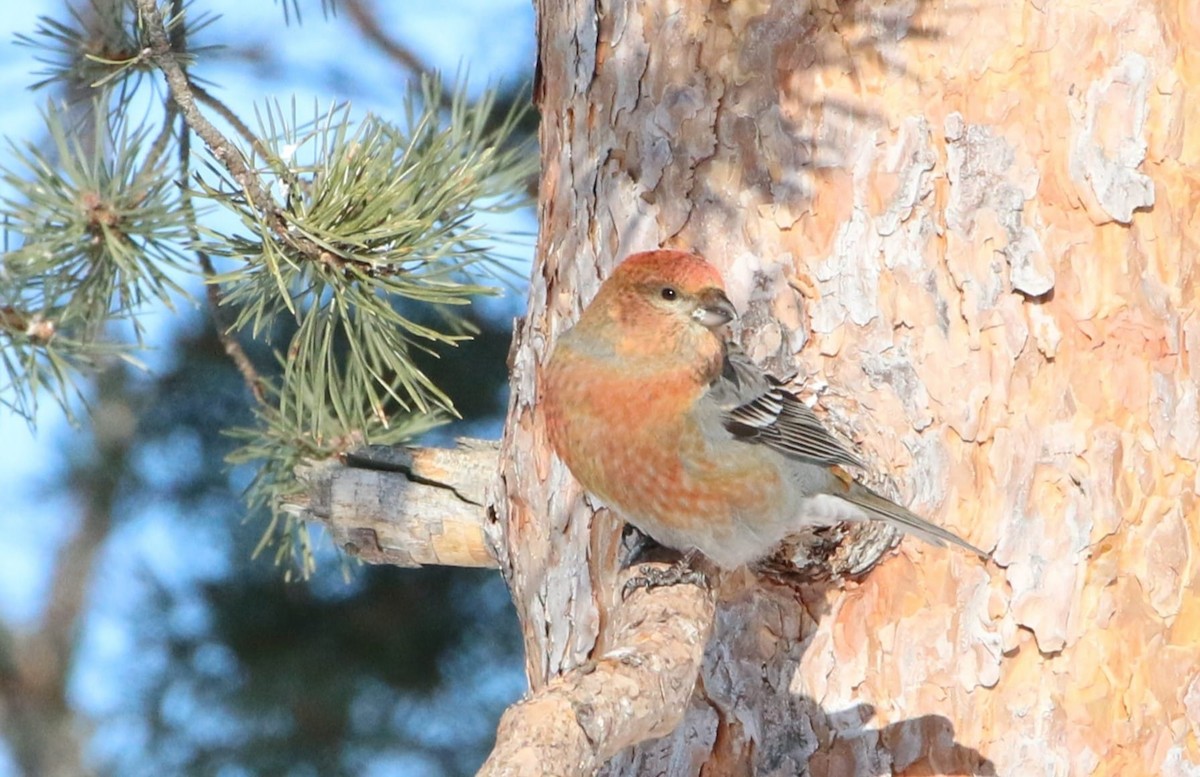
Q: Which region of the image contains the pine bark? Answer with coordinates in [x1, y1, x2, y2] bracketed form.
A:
[482, 0, 1199, 775]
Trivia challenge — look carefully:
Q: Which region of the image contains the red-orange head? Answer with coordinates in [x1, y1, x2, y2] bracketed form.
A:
[548, 249, 736, 384]
[607, 250, 728, 296]
[584, 249, 734, 333]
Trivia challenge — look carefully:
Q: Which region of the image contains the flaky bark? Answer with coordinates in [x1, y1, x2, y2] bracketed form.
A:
[472, 0, 1200, 775]
[478, 568, 717, 777]
[295, 441, 498, 568]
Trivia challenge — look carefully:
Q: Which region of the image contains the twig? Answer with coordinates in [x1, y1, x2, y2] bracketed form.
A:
[159, 0, 266, 405]
[135, 0, 325, 262]
[200, 267, 268, 404]
[191, 81, 273, 161]
[138, 0, 269, 207]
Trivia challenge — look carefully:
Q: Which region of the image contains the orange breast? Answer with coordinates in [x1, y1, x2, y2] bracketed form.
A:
[543, 351, 784, 539]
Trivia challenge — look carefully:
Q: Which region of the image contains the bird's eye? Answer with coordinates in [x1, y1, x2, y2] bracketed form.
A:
[660, 287, 678, 301]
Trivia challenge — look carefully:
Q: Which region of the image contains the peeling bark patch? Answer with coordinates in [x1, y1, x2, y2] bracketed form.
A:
[861, 349, 934, 431]
[812, 209, 882, 331]
[944, 112, 1053, 298]
[758, 106, 815, 229]
[1140, 500, 1189, 621]
[957, 566, 1004, 689]
[603, 1, 644, 124]
[878, 117, 936, 240]
[732, 254, 807, 372]
[1161, 746, 1200, 777]
[1151, 369, 1200, 459]
[1002, 480, 1091, 655]
[1068, 52, 1156, 225]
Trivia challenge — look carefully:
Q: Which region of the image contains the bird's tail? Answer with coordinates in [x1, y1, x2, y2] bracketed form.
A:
[842, 482, 989, 559]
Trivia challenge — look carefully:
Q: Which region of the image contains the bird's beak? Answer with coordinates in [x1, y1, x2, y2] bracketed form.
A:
[693, 288, 736, 329]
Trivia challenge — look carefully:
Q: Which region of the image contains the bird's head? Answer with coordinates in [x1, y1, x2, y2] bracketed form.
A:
[557, 249, 735, 374]
[596, 249, 736, 332]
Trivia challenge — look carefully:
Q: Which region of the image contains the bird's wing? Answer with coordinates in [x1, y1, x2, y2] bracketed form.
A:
[710, 345, 865, 469]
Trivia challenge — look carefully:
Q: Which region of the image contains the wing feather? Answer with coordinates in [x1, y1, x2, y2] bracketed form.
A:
[712, 346, 864, 469]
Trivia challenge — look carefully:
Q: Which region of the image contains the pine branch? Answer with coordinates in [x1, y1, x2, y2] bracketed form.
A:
[0, 96, 194, 421]
[190, 80, 274, 162]
[9, 0, 534, 573]
[177, 119, 267, 404]
[289, 438, 498, 568]
[136, 0, 325, 265]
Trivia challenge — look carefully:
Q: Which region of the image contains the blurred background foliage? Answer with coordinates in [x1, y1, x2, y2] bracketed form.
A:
[0, 0, 534, 774]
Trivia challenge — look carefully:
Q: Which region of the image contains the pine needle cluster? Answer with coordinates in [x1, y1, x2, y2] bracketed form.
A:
[1, 0, 535, 574]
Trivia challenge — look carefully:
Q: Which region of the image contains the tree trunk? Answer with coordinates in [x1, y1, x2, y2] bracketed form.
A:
[484, 0, 1199, 775]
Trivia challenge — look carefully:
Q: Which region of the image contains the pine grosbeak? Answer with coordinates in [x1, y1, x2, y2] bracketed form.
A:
[542, 249, 985, 570]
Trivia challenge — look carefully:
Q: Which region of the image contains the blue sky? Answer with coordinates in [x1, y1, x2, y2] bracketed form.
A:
[0, 1, 535, 772]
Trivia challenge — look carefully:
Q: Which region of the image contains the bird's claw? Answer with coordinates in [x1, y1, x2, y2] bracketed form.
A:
[621, 558, 710, 600]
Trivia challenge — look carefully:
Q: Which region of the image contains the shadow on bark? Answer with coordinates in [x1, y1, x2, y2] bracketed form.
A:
[589, 0, 968, 241]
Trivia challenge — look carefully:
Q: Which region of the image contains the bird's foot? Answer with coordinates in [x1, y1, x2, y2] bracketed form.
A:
[622, 551, 709, 599]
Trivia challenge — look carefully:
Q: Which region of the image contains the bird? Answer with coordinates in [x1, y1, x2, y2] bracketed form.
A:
[541, 249, 986, 572]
